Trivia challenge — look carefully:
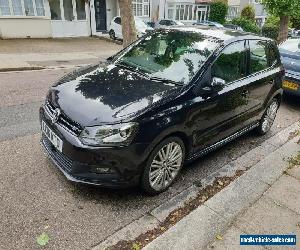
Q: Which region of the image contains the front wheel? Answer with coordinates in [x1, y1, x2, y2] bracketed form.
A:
[141, 137, 185, 195]
[256, 98, 279, 135]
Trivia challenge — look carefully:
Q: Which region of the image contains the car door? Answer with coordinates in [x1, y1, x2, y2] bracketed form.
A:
[189, 40, 253, 153]
[242, 39, 282, 125]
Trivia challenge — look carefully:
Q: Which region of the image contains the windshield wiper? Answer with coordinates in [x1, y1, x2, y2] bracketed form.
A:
[115, 62, 149, 78]
[150, 76, 184, 86]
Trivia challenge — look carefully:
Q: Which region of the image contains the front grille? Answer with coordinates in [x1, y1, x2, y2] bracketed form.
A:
[45, 101, 83, 136]
[42, 136, 73, 173]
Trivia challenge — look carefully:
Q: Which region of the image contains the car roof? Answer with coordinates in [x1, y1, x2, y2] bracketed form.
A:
[163, 26, 272, 44]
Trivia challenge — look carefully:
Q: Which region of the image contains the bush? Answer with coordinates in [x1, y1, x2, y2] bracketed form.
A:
[241, 5, 255, 21]
[209, 1, 228, 24]
[262, 25, 279, 39]
[232, 17, 260, 34]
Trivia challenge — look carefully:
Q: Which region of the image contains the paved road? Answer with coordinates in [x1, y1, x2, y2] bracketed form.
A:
[0, 69, 299, 249]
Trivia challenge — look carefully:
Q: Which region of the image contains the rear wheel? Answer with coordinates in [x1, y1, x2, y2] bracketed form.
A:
[109, 30, 116, 40]
[256, 98, 279, 135]
[141, 137, 185, 195]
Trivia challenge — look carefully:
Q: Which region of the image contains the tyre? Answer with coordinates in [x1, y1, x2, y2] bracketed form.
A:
[141, 137, 185, 195]
[256, 98, 279, 135]
[109, 30, 116, 40]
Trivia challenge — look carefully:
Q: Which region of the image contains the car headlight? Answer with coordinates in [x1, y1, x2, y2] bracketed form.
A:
[79, 122, 138, 146]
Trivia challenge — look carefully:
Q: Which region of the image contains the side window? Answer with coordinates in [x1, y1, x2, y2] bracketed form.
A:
[212, 41, 246, 84]
[115, 17, 121, 25]
[249, 40, 268, 74]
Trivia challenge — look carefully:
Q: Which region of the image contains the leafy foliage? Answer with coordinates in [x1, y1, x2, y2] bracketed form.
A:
[261, 0, 300, 18]
[209, 1, 228, 24]
[36, 232, 50, 246]
[265, 15, 280, 26]
[232, 18, 260, 34]
[241, 5, 255, 21]
[262, 24, 279, 39]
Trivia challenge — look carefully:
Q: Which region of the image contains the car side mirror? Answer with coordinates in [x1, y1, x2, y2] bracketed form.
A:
[211, 77, 226, 90]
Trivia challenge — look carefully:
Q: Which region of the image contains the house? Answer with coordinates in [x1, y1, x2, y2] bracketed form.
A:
[227, 0, 267, 27]
[152, 0, 212, 24]
[0, 0, 151, 38]
[0, 0, 212, 38]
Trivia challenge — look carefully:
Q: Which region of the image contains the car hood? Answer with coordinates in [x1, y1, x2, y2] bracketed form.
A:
[49, 63, 180, 126]
[280, 49, 300, 73]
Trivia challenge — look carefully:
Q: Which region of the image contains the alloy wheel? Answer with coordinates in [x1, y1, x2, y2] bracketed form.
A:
[261, 101, 278, 133]
[149, 142, 183, 191]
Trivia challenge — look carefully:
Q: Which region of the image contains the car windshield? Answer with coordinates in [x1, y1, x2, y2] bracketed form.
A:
[116, 30, 219, 84]
[279, 39, 300, 53]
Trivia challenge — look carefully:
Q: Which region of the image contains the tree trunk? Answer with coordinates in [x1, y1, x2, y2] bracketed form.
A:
[118, 0, 137, 47]
[277, 15, 289, 43]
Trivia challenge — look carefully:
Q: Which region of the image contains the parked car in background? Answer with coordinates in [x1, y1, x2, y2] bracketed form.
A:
[144, 20, 155, 28]
[193, 20, 224, 28]
[223, 24, 244, 31]
[279, 39, 300, 96]
[40, 27, 283, 194]
[154, 19, 184, 29]
[109, 16, 153, 40]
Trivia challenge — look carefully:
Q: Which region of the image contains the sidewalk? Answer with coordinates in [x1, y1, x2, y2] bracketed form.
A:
[0, 37, 121, 72]
[143, 134, 300, 249]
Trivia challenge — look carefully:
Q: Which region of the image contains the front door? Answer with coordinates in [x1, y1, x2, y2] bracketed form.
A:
[94, 0, 107, 31]
[191, 41, 251, 153]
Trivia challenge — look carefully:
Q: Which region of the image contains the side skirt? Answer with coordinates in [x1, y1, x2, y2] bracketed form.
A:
[186, 122, 260, 162]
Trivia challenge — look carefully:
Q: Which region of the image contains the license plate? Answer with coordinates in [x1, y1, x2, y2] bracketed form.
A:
[283, 80, 298, 91]
[42, 121, 63, 152]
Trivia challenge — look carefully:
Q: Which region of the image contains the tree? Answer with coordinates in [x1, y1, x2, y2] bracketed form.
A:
[209, 1, 228, 24]
[262, 0, 300, 42]
[118, 0, 137, 47]
[241, 5, 255, 21]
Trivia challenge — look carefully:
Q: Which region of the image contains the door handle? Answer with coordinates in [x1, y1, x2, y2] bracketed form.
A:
[241, 89, 249, 98]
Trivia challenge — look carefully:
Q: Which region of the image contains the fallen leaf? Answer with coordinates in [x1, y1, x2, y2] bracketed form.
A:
[36, 232, 49, 246]
[216, 235, 223, 240]
[273, 201, 282, 207]
[132, 242, 141, 250]
[217, 180, 224, 186]
[160, 227, 166, 231]
[296, 223, 300, 228]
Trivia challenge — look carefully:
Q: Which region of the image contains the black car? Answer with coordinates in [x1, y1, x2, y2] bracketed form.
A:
[279, 39, 300, 96]
[40, 27, 284, 194]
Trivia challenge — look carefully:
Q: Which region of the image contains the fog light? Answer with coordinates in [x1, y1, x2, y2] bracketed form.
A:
[94, 167, 113, 174]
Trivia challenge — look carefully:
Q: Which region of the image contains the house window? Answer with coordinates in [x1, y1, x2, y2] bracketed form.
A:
[168, 3, 208, 21]
[227, 6, 239, 19]
[0, 0, 46, 16]
[0, 0, 11, 15]
[12, 0, 22, 15]
[132, 0, 149, 17]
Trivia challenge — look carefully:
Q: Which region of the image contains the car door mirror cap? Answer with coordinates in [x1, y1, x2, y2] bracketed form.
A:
[211, 77, 226, 89]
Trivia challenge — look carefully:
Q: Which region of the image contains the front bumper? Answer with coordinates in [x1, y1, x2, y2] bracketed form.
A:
[40, 106, 150, 188]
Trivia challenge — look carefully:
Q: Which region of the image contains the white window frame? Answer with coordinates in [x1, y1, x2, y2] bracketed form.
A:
[167, 3, 209, 21]
[132, 0, 149, 17]
[0, 0, 46, 17]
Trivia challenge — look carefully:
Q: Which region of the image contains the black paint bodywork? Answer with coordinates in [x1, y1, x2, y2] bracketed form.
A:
[40, 27, 284, 187]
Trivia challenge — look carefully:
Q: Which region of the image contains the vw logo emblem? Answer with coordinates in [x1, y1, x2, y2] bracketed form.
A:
[51, 108, 61, 124]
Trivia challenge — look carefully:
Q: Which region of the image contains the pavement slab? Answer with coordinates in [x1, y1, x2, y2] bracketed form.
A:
[207, 226, 267, 250]
[264, 174, 300, 214]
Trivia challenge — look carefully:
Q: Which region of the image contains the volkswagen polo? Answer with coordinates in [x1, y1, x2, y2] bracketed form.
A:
[40, 27, 284, 194]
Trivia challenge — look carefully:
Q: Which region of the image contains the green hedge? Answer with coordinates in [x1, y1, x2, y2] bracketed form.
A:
[209, 1, 228, 24]
[232, 17, 260, 34]
[262, 25, 279, 39]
